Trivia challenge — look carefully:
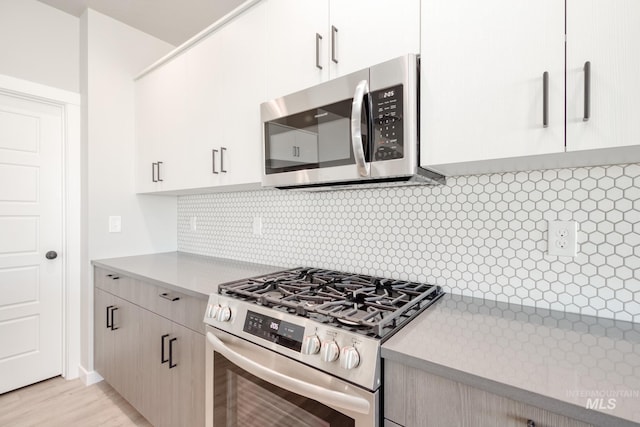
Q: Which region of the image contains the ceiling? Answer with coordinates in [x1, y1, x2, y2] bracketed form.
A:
[37, 0, 245, 46]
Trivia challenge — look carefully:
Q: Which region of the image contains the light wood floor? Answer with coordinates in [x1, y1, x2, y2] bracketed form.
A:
[0, 376, 152, 427]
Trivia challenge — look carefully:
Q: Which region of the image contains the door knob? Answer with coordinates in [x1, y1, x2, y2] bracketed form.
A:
[45, 251, 58, 260]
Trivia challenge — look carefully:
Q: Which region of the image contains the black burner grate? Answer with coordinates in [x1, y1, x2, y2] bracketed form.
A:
[218, 267, 444, 338]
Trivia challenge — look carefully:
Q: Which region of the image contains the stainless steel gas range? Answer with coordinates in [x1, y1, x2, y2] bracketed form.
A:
[203, 267, 443, 427]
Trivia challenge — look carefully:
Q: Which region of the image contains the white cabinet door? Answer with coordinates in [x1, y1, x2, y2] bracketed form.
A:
[186, 0, 266, 189]
[135, 54, 187, 193]
[265, 0, 329, 100]
[566, 0, 640, 152]
[329, 0, 420, 78]
[420, 0, 565, 175]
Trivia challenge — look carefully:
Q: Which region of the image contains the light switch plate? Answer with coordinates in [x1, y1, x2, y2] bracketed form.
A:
[548, 220, 577, 257]
[109, 216, 122, 233]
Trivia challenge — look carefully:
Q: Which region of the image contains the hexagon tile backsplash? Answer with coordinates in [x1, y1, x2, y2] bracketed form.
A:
[177, 163, 640, 322]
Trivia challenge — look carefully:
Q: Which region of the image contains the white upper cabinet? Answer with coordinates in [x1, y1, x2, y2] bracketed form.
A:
[566, 0, 640, 153]
[420, 0, 565, 175]
[265, 0, 420, 100]
[185, 1, 266, 190]
[135, 54, 188, 193]
[265, 0, 329, 100]
[135, 1, 265, 194]
[328, 0, 420, 79]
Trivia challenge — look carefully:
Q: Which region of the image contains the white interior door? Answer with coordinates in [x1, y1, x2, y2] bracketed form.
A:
[0, 91, 63, 394]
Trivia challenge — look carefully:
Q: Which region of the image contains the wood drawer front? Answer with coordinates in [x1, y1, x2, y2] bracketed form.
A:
[384, 360, 594, 427]
[94, 267, 207, 334]
[135, 280, 207, 334]
[94, 267, 134, 298]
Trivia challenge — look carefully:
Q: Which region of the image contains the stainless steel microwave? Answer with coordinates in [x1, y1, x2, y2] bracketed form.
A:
[260, 54, 445, 190]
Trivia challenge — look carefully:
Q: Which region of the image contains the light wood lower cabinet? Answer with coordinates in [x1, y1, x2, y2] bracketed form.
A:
[384, 360, 593, 427]
[94, 268, 205, 427]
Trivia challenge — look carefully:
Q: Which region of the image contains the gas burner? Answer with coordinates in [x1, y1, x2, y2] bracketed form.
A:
[219, 267, 444, 338]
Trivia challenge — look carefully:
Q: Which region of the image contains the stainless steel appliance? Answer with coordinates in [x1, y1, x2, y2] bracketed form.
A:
[261, 54, 445, 190]
[204, 267, 444, 426]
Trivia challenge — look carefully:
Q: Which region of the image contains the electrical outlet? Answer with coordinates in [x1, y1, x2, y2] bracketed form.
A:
[548, 220, 578, 257]
[252, 216, 263, 236]
[108, 216, 121, 233]
[190, 216, 197, 231]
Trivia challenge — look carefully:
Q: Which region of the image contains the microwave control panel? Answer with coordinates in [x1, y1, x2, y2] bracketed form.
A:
[372, 84, 403, 161]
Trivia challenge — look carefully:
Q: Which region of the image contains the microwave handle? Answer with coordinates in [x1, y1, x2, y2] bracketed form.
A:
[206, 332, 371, 415]
[351, 79, 371, 177]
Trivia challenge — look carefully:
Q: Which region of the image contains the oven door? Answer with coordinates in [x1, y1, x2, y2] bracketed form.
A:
[206, 328, 378, 427]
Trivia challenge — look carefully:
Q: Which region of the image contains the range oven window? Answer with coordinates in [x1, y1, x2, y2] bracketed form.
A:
[263, 98, 369, 175]
[214, 353, 354, 427]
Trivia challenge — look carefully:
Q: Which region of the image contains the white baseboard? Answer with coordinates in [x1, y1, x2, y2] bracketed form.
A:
[78, 365, 103, 386]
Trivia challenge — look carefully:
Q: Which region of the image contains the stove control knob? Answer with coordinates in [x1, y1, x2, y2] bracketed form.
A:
[216, 305, 231, 322]
[320, 341, 340, 363]
[340, 346, 360, 370]
[208, 304, 221, 319]
[301, 335, 321, 355]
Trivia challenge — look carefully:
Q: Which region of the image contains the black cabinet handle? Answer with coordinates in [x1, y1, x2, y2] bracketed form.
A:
[111, 276, 119, 280]
[221, 147, 227, 173]
[157, 161, 163, 182]
[109, 307, 119, 330]
[106, 305, 114, 328]
[152, 162, 157, 182]
[161, 334, 170, 364]
[583, 61, 591, 121]
[542, 71, 549, 128]
[331, 25, 338, 64]
[212, 149, 219, 174]
[169, 338, 177, 369]
[315, 33, 323, 70]
[159, 292, 180, 302]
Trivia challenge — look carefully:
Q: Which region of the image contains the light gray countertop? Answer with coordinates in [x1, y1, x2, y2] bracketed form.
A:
[92, 252, 285, 298]
[382, 293, 640, 427]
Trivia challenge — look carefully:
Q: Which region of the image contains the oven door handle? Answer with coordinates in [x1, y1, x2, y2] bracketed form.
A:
[350, 79, 371, 178]
[207, 332, 371, 415]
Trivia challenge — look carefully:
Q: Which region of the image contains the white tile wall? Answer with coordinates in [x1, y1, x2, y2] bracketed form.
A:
[178, 164, 640, 322]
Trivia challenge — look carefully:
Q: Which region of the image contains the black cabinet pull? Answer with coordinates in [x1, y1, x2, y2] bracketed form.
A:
[109, 307, 119, 330]
[212, 149, 219, 174]
[159, 292, 180, 302]
[315, 33, 323, 70]
[331, 25, 338, 64]
[111, 276, 119, 280]
[152, 162, 157, 182]
[221, 147, 227, 173]
[161, 334, 170, 364]
[542, 71, 549, 128]
[157, 161, 163, 182]
[583, 61, 591, 121]
[106, 305, 114, 328]
[169, 337, 177, 369]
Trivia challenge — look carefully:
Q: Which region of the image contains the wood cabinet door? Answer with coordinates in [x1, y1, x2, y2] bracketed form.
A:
[138, 307, 205, 427]
[138, 308, 173, 427]
[328, 0, 420, 78]
[94, 289, 141, 408]
[566, 0, 640, 153]
[419, 0, 565, 175]
[93, 288, 114, 387]
[169, 322, 206, 427]
[265, 0, 329, 100]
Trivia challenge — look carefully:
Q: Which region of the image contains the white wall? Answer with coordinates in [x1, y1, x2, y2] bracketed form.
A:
[0, 0, 79, 92]
[81, 9, 177, 373]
